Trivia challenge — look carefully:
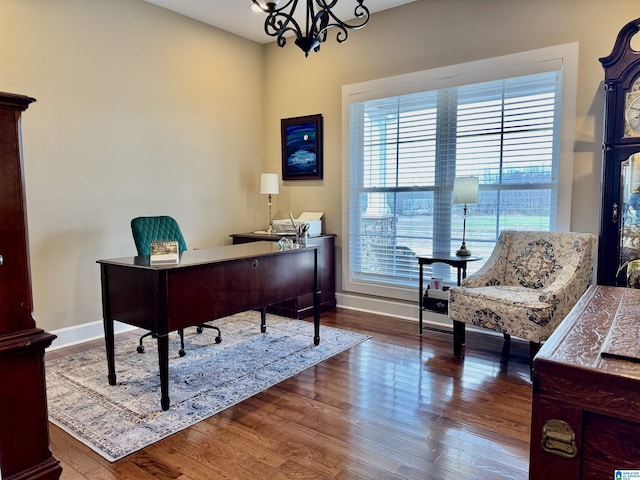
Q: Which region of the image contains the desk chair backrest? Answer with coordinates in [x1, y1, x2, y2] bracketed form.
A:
[130, 216, 188, 256]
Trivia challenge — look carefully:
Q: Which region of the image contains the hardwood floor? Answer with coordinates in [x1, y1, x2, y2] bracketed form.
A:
[46, 308, 532, 479]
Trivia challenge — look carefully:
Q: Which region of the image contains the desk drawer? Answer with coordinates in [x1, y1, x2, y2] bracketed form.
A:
[166, 248, 316, 327]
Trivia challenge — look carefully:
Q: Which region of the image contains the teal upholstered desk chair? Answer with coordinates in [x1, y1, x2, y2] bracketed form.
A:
[130, 215, 222, 356]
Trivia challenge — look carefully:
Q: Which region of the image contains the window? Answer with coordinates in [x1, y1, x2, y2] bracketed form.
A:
[342, 44, 578, 301]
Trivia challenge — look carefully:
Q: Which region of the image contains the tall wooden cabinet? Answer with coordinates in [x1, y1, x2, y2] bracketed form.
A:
[0, 93, 61, 479]
[598, 18, 640, 287]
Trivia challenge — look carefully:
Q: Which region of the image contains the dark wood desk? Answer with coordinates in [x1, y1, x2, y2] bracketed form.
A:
[230, 232, 336, 319]
[98, 242, 319, 410]
[530, 285, 640, 479]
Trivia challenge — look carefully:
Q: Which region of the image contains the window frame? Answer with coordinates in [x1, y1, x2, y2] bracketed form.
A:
[341, 43, 579, 302]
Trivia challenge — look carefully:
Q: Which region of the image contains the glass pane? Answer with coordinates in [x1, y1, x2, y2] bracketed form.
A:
[619, 153, 640, 287]
[349, 69, 561, 290]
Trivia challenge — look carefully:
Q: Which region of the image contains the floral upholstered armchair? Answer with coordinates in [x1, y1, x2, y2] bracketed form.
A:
[448, 231, 597, 363]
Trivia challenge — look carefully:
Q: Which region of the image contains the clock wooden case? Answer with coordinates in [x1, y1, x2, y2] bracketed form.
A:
[598, 17, 640, 287]
[0, 92, 62, 479]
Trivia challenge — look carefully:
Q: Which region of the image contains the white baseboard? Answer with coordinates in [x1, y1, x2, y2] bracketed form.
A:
[49, 320, 136, 351]
[336, 292, 510, 341]
[49, 293, 454, 351]
[335, 292, 452, 332]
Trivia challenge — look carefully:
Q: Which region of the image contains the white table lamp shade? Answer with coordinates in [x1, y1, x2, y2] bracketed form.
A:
[453, 176, 479, 205]
[260, 173, 279, 195]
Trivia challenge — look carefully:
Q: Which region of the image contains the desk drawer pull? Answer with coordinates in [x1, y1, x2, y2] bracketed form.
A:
[541, 419, 577, 458]
[250, 258, 259, 269]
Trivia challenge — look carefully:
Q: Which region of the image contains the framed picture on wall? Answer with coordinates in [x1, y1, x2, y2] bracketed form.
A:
[281, 114, 323, 180]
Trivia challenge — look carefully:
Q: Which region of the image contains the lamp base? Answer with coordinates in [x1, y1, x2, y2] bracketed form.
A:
[456, 243, 471, 257]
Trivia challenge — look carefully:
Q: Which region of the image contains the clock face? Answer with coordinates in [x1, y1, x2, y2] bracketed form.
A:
[625, 94, 640, 136]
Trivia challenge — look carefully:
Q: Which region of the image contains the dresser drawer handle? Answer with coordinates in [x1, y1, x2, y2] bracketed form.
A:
[541, 419, 577, 458]
[250, 258, 259, 269]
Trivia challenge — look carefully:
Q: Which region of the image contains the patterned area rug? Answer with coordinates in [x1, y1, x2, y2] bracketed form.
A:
[46, 311, 369, 462]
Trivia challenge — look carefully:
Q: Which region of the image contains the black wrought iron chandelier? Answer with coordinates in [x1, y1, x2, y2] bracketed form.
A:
[251, 0, 370, 57]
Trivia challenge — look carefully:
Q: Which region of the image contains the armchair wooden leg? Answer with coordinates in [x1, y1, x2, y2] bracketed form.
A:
[453, 320, 466, 358]
[500, 333, 512, 360]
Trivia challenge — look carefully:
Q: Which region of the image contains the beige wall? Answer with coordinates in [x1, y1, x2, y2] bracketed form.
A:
[1, 0, 638, 334]
[263, 0, 640, 300]
[1, 0, 264, 332]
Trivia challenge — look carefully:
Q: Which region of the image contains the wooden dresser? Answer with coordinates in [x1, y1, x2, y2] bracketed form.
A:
[230, 233, 336, 319]
[530, 285, 640, 479]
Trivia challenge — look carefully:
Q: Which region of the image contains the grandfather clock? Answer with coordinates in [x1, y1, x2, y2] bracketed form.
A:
[0, 93, 61, 479]
[598, 18, 640, 287]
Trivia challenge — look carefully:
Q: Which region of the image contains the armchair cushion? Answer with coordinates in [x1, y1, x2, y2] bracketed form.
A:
[449, 231, 597, 344]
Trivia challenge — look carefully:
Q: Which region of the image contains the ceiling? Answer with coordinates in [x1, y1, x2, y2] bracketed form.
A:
[144, 0, 418, 44]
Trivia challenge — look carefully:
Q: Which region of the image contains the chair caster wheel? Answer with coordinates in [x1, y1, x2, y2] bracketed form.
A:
[214, 336, 222, 344]
[179, 349, 186, 357]
[137, 345, 145, 353]
[197, 326, 204, 334]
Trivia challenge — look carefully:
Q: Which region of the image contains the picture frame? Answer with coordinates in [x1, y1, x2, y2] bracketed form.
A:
[281, 114, 323, 180]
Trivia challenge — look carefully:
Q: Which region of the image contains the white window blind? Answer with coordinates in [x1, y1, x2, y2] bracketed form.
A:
[343, 46, 577, 300]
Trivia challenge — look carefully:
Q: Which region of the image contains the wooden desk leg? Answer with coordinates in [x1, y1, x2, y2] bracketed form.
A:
[260, 307, 267, 333]
[313, 289, 320, 346]
[100, 265, 116, 386]
[157, 334, 170, 411]
[311, 249, 320, 345]
[104, 317, 116, 385]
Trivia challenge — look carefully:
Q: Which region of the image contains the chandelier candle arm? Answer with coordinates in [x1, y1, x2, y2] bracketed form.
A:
[251, 0, 370, 57]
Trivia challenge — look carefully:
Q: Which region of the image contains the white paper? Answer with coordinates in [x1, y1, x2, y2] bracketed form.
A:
[298, 211, 324, 221]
